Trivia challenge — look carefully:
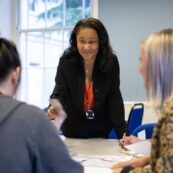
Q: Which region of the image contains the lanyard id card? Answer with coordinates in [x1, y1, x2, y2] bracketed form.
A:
[86, 109, 95, 120]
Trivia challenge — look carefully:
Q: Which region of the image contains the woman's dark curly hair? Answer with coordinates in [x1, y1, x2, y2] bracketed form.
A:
[65, 18, 114, 71]
[0, 38, 21, 83]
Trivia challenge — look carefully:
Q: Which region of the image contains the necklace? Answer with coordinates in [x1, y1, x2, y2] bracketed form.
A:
[85, 69, 89, 74]
[85, 67, 93, 82]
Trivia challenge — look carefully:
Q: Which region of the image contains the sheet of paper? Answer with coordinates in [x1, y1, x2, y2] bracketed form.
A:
[84, 166, 112, 173]
[124, 140, 151, 156]
[137, 129, 146, 140]
[72, 154, 133, 168]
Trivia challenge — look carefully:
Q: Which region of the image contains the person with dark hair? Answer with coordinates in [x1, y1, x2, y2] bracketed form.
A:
[112, 29, 173, 172]
[0, 38, 83, 173]
[48, 18, 127, 139]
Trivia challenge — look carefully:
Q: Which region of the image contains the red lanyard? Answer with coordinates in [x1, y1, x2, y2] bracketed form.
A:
[85, 80, 93, 110]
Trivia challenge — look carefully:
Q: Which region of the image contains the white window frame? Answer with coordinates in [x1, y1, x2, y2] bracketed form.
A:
[11, 0, 98, 109]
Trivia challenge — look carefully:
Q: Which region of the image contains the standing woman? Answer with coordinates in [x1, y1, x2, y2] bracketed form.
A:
[48, 18, 127, 139]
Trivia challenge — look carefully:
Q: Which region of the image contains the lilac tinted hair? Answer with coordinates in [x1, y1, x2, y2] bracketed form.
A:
[144, 29, 173, 109]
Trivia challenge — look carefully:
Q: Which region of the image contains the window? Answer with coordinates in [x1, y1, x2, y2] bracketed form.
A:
[16, 0, 97, 108]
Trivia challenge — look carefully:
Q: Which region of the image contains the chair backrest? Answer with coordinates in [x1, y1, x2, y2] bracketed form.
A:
[108, 129, 117, 139]
[43, 107, 48, 112]
[108, 103, 144, 139]
[127, 103, 144, 134]
[132, 123, 157, 139]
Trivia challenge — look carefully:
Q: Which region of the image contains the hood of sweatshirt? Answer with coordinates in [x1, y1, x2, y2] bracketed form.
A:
[0, 95, 24, 124]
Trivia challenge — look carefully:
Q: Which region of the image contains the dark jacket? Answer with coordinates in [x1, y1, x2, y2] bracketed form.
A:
[51, 53, 127, 139]
[0, 95, 83, 173]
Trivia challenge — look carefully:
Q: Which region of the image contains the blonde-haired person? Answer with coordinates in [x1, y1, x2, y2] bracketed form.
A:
[113, 28, 173, 173]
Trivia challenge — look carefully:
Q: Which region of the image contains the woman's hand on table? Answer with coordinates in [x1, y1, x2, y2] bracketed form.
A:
[112, 156, 150, 170]
[119, 135, 141, 147]
[112, 167, 123, 173]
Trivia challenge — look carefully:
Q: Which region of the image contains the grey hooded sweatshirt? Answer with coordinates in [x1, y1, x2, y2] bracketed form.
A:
[0, 95, 83, 173]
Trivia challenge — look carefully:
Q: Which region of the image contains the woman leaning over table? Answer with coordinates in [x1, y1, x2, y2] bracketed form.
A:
[47, 17, 128, 139]
[113, 28, 173, 173]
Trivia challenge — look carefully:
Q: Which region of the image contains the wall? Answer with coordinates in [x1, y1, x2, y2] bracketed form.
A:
[0, 0, 11, 38]
[99, 0, 173, 101]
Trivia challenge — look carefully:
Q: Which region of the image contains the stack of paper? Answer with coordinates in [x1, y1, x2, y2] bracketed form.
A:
[124, 140, 151, 156]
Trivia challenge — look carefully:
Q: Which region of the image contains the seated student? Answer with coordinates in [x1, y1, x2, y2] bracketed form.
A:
[112, 28, 173, 172]
[0, 38, 83, 173]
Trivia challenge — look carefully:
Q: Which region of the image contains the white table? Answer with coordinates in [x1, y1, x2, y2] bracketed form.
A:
[62, 137, 133, 173]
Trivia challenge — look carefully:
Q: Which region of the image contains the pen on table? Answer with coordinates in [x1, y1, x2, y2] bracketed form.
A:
[120, 150, 141, 158]
[119, 133, 127, 148]
[123, 132, 127, 137]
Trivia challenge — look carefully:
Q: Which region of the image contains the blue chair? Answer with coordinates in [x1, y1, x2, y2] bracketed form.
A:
[108, 103, 144, 139]
[132, 123, 157, 139]
[108, 129, 118, 139]
[127, 103, 144, 134]
[43, 107, 48, 112]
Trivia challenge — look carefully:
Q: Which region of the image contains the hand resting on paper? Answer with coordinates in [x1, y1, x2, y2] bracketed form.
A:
[119, 135, 141, 148]
[112, 167, 123, 173]
[115, 135, 150, 172]
[112, 156, 150, 170]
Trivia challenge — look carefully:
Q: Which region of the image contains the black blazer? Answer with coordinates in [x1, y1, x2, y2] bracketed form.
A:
[51, 53, 127, 139]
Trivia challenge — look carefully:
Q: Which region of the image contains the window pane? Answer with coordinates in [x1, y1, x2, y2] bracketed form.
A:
[20, 0, 28, 29]
[46, 0, 63, 27]
[65, 0, 83, 26]
[17, 68, 45, 108]
[18, 0, 93, 108]
[17, 69, 27, 103]
[21, 0, 46, 29]
[85, 0, 92, 17]
[45, 31, 63, 68]
[64, 29, 71, 48]
[29, 0, 47, 28]
[20, 0, 92, 29]
[27, 68, 44, 108]
[20, 33, 27, 68]
[20, 0, 66, 29]
[27, 32, 44, 68]
[44, 68, 57, 107]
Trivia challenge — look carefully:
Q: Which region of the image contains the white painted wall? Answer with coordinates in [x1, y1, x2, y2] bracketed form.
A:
[99, 0, 173, 101]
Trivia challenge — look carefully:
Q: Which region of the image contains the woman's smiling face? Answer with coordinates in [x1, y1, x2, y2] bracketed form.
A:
[76, 27, 99, 62]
